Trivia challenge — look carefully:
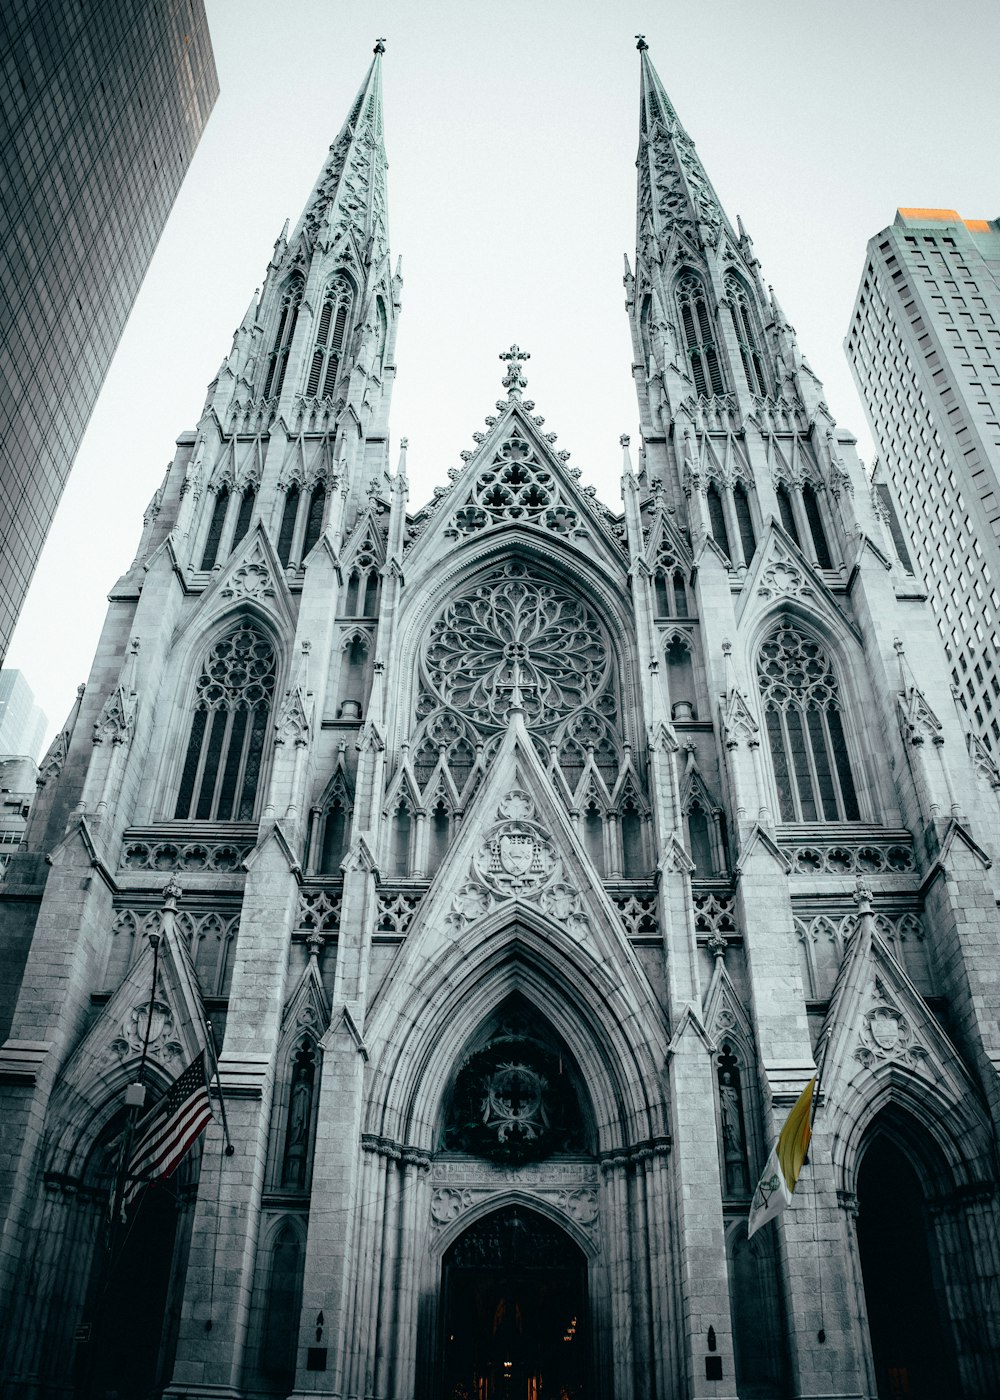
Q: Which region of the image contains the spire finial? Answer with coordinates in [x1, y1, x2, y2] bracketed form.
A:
[374, 37, 386, 54]
[635, 34, 648, 51]
[499, 344, 530, 399]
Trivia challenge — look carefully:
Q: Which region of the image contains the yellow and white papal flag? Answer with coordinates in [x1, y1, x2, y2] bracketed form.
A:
[747, 1076, 815, 1239]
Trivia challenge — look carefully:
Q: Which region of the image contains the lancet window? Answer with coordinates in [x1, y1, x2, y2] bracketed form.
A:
[263, 275, 303, 400]
[306, 277, 351, 398]
[684, 788, 725, 875]
[653, 554, 690, 619]
[200, 486, 229, 570]
[775, 476, 836, 569]
[725, 275, 769, 397]
[276, 484, 299, 567]
[704, 475, 758, 570]
[315, 784, 351, 874]
[343, 536, 381, 616]
[174, 623, 277, 821]
[757, 622, 860, 823]
[232, 483, 256, 550]
[676, 272, 725, 398]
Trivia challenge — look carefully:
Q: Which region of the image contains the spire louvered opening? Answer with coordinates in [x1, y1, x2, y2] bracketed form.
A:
[725, 274, 769, 397]
[677, 273, 724, 398]
[263, 276, 304, 399]
[308, 279, 352, 399]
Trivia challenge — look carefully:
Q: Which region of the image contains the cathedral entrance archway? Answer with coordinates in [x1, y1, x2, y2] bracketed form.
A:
[441, 1205, 588, 1400]
[856, 1135, 955, 1400]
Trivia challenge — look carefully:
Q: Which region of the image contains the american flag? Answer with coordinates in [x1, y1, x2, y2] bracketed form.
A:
[124, 1052, 214, 1208]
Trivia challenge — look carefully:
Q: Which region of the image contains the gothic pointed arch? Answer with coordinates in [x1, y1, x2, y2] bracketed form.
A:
[311, 760, 354, 875]
[267, 958, 329, 1193]
[754, 615, 861, 824]
[172, 618, 278, 821]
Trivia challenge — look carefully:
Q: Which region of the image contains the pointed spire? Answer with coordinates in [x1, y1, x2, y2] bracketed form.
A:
[635, 39, 735, 253]
[288, 43, 388, 258]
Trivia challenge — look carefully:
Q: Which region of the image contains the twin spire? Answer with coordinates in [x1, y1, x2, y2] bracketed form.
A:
[288, 39, 389, 261]
[635, 36, 737, 256]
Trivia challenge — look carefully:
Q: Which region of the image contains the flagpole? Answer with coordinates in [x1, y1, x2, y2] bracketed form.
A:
[206, 1017, 235, 1157]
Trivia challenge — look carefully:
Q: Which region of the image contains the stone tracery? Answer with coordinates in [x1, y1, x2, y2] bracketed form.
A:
[421, 561, 615, 736]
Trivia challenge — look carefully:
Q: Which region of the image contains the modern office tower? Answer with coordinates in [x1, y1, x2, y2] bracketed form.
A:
[0, 0, 218, 660]
[0, 668, 46, 761]
[846, 209, 1000, 756]
[1, 40, 1000, 1400]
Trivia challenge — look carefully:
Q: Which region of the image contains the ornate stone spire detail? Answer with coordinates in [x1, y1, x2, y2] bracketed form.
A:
[635, 40, 734, 253]
[288, 43, 388, 259]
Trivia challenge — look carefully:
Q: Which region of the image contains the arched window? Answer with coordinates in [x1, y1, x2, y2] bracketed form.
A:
[802, 483, 833, 568]
[263, 276, 303, 400]
[687, 801, 714, 874]
[757, 622, 860, 822]
[391, 802, 411, 877]
[319, 795, 350, 873]
[276, 484, 299, 567]
[639, 294, 652, 365]
[376, 296, 388, 371]
[427, 798, 451, 876]
[620, 799, 645, 877]
[654, 572, 670, 617]
[725, 275, 769, 397]
[734, 483, 756, 565]
[583, 800, 605, 874]
[174, 623, 277, 821]
[301, 481, 326, 558]
[200, 486, 229, 570]
[673, 570, 688, 617]
[676, 273, 724, 398]
[232, 485, 255, 551]
[706, 484, 731, 559]
[775, 483, 800, 545]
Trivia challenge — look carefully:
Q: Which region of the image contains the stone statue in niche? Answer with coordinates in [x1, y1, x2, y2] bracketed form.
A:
[281, 1042, 316, 1189]
[717, 1045, 750, 1196]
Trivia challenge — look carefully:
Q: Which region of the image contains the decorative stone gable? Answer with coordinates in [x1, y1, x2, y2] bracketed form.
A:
[448, 787, 588, 938]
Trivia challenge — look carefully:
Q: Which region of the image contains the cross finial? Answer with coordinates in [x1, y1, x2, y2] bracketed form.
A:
[499, 344, 530, 398]
[374, 37, 387, 54]
[635, 34, 648, 51]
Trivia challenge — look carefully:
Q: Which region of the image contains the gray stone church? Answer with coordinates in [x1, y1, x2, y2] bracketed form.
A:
[2, 38, 1000, 1400]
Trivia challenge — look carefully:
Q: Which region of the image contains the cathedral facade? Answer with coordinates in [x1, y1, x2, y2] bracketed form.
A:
[2, 39, 1000, 1400]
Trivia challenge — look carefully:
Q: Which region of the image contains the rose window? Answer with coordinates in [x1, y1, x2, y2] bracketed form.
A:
[422, 561, 615, 734]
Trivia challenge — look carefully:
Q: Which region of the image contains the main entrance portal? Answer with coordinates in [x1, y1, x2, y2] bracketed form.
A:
[441, 1206, 588, 1400]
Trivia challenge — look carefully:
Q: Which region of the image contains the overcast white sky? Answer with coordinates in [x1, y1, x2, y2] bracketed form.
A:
[8, 0, 1000, 747]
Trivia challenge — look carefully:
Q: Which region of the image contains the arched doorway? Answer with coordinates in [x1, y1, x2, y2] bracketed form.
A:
[856, 1134, 955, 1399]
[73, 1114, 197, 1400]
[441, 1205, 588, 1400]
